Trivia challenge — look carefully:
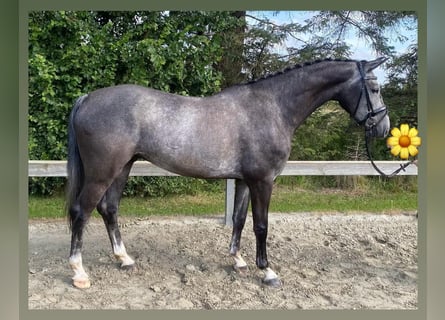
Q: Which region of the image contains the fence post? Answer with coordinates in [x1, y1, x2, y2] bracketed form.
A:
[225, 179, 235, 226]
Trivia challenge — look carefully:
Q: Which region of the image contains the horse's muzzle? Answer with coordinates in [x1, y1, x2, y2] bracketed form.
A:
[365, 114, 390, 138]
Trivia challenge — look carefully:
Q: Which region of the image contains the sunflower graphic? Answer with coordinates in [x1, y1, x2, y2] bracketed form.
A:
[386, 124, 421, 160]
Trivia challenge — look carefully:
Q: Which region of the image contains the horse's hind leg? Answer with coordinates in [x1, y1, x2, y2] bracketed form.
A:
[69, 204, 90, 288]
[97, 161, 135, 269]
[229, 179, 250, 273]
[69, 181, 110, 289]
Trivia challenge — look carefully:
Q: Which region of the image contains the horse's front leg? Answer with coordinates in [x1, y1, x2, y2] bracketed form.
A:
[249, 178, 281, 287]
[229, 179, 250, 273]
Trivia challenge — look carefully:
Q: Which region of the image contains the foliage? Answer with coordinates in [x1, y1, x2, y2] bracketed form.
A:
[28, 11, 241, 195]
[305, 11, 417, 56]
[382, 45, 418, 127]
[122, 177, 222, 198]
[242, 13, 297, 79]
[290, 103, 356, 161]
[28, 11, 417, 196]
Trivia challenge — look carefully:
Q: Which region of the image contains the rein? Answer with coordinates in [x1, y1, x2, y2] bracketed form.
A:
[365, 134, 416, 178]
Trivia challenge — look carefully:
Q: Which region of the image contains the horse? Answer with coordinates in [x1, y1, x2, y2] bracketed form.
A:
[66, 57, 390, 289]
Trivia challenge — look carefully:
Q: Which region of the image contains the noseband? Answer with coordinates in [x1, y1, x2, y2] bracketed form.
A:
[352, 61, 388, 132]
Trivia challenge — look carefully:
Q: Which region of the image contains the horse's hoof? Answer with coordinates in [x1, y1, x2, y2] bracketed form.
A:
[262, 277, 282, 288]
[233, 264, 249, 276]
[72, 278, 91, 289]
[121, 263, 136, 271]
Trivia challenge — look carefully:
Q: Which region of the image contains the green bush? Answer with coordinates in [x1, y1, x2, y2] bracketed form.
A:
[122, 177, 223, 197]
[28, 11, 241, 196]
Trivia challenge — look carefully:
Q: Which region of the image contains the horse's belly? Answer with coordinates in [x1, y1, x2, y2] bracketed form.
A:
[152, 157, 240, 179]
[139, 143, 241, 179]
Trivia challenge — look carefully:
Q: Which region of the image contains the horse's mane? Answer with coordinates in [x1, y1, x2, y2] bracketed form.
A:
[245, 58, 360, 84]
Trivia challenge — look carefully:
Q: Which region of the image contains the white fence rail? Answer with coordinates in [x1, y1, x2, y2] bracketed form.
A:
[29, 160, 417, 225]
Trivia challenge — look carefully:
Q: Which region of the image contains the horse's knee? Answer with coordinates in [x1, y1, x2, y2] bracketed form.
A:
[253, 223, 268, 239]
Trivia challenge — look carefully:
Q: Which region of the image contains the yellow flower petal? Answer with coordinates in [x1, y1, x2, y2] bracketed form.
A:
[387, 136, 400, 147]
[390, 127, 401, 137]
[408, 127, 418, 137]
[387, 124, 421, 159]
[400, 124, 409, 136]
[408, 145, 419, 157]
[400, 147, 409, 160]
[391, 145, 401, 156]
[410, 136, 421, 146]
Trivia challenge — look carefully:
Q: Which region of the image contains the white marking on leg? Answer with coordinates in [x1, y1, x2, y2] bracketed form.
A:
[263, 267, 278, 282]
[262, 267, 281, 286]
[112, 240, 135, 267]
[69, 252, 91, 288]
[233, 251, 248, 270]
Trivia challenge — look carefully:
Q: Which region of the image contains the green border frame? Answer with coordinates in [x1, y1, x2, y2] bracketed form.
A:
[1, 0, 438, 319]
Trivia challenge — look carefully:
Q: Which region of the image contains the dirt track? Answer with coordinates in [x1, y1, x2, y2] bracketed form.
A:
[28, 212, 417, 310]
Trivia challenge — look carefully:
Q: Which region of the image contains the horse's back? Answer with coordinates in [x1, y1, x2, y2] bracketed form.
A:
[72, 83, 289, 179]
[72, 85, 246, 178]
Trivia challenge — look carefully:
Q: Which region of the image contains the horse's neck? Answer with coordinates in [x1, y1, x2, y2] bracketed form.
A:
[263, 62, 355, 130]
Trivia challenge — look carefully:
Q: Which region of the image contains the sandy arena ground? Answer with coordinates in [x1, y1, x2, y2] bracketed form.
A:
[28, 212, 417, 310]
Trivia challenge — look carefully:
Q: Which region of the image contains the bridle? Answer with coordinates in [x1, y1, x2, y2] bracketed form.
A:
[352, 61, 415, 178]
[352, 61, 388, 133]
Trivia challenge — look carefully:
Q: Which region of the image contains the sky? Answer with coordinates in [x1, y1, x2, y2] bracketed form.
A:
[246, 11, 418, 82]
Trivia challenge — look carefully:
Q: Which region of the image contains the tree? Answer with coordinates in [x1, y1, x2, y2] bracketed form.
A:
[382, 45, 418, 127]
[213, 11, 247, 88]
[305, 11, 416, 56]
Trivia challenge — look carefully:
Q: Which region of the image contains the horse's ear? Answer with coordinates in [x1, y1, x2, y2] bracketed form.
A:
[364, 57, 388, 72]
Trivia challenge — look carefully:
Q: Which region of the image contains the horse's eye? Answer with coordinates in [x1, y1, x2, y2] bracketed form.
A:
[371, 89, 379, 94]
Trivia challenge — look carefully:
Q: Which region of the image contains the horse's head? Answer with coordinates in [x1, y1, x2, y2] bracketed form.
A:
[338, 57, 390, 138]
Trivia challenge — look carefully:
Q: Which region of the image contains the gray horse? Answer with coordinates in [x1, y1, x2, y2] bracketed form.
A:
[66, 58, 389, 288]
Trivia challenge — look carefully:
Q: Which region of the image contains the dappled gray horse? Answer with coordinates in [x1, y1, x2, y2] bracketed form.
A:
[66, 58, 389, 288]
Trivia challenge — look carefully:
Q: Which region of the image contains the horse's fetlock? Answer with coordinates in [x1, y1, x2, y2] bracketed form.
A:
[256, 257, 268, 269]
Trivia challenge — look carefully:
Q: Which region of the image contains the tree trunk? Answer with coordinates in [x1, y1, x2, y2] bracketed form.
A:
[216, 11, 246, 88]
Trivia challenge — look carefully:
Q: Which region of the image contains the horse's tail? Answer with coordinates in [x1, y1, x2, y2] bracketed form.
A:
[66, 94, 87, 230]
